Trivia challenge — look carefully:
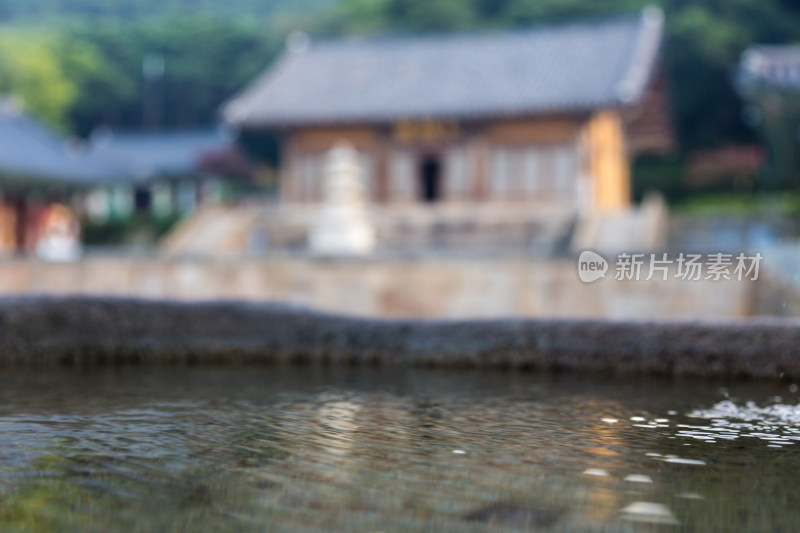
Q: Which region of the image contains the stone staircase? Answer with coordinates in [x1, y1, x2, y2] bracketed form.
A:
[160, 205, 263, 258]
[571, 194, 668, 254]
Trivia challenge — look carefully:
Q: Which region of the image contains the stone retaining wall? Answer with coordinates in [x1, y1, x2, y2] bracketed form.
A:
[0, 255, 757, 320]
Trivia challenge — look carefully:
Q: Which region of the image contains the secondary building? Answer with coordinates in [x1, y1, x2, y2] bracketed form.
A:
[0, 98, 234, 255]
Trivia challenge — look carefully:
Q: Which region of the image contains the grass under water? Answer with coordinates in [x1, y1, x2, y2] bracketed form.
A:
[0, 367, 797, 532]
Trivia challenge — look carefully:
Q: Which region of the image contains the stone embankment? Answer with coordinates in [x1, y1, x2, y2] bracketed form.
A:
[1, 296, 797, 379]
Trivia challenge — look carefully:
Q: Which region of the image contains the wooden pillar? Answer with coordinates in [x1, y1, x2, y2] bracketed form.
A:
[374, 135, 389, 204]
[585, 110, 630, 211]
[472, 134, 489, 201]
[280, 136, 298, 204]
[12, 196, 27, 255]
[0, 200, 15, 254]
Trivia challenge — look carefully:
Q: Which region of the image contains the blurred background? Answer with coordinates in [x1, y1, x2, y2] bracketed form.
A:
[0, 0, 799, 320]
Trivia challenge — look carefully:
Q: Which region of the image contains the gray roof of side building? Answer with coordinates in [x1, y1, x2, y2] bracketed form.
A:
[0, 98, 231, 187]
[224, 6, 664, 128]
[88, 128, 232, 181]
[0, 100, 127, 186]
[738, 45, 800, 92]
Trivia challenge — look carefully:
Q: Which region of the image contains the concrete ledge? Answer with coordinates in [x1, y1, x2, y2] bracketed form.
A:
[0, 296, 798, 379]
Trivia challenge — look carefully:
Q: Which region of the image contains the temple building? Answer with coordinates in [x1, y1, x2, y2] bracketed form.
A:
[0, 99, 233, 255]
[224, 6, 673, 214]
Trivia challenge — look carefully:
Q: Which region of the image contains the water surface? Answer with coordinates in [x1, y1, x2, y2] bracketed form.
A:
[0, 367, 797, 532]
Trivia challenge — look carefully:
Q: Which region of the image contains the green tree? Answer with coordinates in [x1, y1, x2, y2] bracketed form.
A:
[0, 31, 77, 129]
[385, 0, 477, 32]
[61, 15, 282, 134]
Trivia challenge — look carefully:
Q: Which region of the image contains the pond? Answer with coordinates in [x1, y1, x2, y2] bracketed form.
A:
[0, 367, 797, 532]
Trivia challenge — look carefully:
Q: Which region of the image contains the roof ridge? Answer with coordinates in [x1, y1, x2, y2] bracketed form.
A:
[613, 6, 664, 103]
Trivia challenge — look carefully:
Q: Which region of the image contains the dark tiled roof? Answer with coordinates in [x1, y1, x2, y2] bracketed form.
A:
[0, 99, 230, 186]
[738, 45, 800, 92]
[89, 129, 232, 180]
[225, 7, 664, 128]
[0, 101, 126, 185]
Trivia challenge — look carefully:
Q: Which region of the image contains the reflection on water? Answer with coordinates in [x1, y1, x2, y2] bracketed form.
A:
[0, 368, 797, 531]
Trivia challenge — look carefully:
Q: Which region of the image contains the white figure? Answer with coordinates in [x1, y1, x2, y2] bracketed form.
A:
[308, 143, 375, 256]
[35, 204, 82, 262]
